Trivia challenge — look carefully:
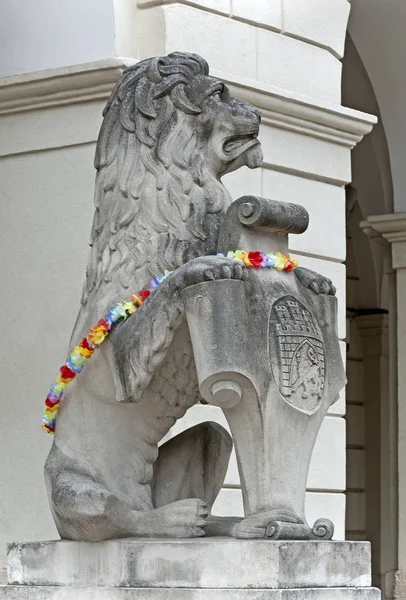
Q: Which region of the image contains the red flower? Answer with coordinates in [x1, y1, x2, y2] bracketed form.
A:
[285, 260, 296, 271]
[60, 365, 76, 380]
[139, 290, 151, 298]
[80, 338, 93, 350]
[97, 319, 108, 330]
[248, 251, 264, 268]
[46, 397, 60, 408]
[43, 423, 55, 433]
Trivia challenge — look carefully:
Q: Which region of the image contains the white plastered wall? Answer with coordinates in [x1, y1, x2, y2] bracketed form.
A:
[0, 0, 116, 76]
[0, 0, 375, 571]
[136, 0, 352, 538]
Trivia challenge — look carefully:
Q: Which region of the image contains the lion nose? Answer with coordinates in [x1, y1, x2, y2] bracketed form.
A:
[252, 106, 261, 123]
[247, 104, 261, 125]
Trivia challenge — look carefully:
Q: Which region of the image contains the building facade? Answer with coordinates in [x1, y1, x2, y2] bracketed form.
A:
[0, 1, 404, 598]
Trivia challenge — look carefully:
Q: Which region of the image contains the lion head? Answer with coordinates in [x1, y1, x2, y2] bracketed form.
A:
[74, 52, 262, 342]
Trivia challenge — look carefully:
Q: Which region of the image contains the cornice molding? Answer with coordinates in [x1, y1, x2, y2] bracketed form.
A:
[362, 213, 406, 270]
[0, 58, 136, 116]
[355, 312, 389, 333]
[0, 59, 376, 148]
[356, 313, 389, 358]
[361, 213, 406, 243]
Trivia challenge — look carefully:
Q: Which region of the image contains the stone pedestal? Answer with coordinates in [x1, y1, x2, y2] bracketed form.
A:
[0, 539, 379, 599]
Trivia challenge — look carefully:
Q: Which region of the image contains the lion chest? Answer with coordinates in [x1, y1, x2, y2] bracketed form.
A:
[145, 324, 200, 424]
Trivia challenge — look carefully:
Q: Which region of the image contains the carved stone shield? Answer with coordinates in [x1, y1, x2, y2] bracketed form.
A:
[270, 295, 325, 414]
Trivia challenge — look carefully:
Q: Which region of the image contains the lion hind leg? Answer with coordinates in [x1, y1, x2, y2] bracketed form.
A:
[153, 421, 233, 509]
[46, 468, 143, 541]
[45, 445, 215, 540]
[49, 469, 215, 540]
[153, 421, 242, 537]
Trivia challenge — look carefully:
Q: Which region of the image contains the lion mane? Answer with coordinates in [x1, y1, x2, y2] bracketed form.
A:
[73, 52, 231, 343]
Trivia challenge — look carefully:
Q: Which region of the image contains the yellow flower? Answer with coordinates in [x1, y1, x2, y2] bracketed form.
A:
[88, 326, 108, 346]
[123, 301, 137, 315]
[234, 250, 251, 267]
[274, 252, 286, 271]
[76, 345, 92, 359]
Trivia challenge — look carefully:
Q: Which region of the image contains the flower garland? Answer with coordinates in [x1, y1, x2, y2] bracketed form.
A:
[42, 250, 298, 434]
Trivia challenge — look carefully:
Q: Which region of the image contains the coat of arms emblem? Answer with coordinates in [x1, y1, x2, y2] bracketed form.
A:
[270, 296, 325, 414]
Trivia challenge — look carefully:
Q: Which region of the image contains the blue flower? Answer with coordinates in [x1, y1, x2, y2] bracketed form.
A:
[66, 357, 84, 374]
[265, 254, 277, 267]
[49, 383, 63, 399]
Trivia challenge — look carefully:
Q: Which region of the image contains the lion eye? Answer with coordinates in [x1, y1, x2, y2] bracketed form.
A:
[211, 91, 222, 99]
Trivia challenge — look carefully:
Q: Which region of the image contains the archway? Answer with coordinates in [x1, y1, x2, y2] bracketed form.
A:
[342, 31, 394, 593]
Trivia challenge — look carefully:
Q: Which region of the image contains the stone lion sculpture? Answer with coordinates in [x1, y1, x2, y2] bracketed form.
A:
[44, 52, 340, 542]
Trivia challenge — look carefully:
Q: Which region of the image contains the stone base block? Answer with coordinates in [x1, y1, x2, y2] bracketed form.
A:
[0, 585, 381, 599]
[7, 539, 372, 589]
[3, 539, 380, 599]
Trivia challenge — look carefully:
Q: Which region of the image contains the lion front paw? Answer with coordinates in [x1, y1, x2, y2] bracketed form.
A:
[295, 267, 336, 296]
[175, 256, 248, 290]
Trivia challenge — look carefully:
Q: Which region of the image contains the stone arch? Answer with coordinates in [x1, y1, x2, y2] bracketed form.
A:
[348, 0, 406, 213]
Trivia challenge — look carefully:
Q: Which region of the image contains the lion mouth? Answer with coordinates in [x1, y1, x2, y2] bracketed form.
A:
[223, 133, 260, 158]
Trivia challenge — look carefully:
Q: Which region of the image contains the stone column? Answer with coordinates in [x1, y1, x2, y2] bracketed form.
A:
[362, 214, 406, 600]
[356, 314, 390, 591]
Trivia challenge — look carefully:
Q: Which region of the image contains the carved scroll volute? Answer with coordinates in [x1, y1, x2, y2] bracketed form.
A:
[217, 196, 309, 256]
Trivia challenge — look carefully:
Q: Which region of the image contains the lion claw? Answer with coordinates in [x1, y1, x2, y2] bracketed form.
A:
[295, 267, 336, 296]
